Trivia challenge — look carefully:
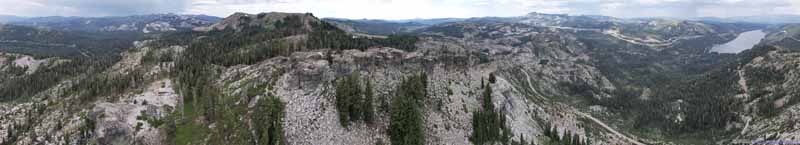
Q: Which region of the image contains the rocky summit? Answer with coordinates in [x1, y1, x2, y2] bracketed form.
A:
[0, 10, 799, 145]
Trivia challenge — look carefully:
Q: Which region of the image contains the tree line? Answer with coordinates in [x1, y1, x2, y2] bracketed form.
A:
[470, 79, 513, 145]
[389, 73, 428, 145]
[0, 56, 120, 101]
[541, 124, 590, 145]
[334, 73, 376, 127]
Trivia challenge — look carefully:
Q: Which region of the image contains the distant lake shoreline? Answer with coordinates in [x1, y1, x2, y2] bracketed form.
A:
[710, 30, 766, 54]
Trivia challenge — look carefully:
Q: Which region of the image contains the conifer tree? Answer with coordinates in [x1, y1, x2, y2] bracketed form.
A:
[389, 73, 427, 145]
[363, 79, 375, 124]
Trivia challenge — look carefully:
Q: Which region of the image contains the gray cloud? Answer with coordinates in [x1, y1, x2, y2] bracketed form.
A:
[0, 0, 191, 17]
[56, 0, 191, 16]
[0, 0, 798, 19]
[556, 0, 797, 18]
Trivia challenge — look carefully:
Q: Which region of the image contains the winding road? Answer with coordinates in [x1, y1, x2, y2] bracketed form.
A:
[541, 25, 701, 47]
[575, 112, 646, 145]
[521, 68, 549, 101]
[788, 36, 800, 42]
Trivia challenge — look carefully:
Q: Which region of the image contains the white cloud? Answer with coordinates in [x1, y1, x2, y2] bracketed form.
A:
[186, 0, 495, 19]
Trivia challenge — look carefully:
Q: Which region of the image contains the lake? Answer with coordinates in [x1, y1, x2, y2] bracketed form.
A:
[710, 30, 766, 54]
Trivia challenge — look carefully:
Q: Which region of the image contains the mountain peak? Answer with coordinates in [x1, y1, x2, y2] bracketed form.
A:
[196, 12, 320, 31]
[230, 12, 252, 17]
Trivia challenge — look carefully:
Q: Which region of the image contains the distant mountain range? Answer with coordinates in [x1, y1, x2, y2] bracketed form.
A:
[0, 14, 221, 33]
[0, 15, 25, 23]
[3, 13, 799, 35]
[694, 15, 800, 24]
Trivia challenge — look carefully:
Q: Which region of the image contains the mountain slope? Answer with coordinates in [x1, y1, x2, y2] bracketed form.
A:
[723, 24, 800, 142]
[0, 12, 797, 145]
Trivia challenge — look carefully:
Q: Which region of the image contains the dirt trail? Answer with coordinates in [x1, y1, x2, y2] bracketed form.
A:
[521, 68, 548, 101]
[542, 25, 700, 47]
[575, 112, 645, 145]
[789, 36, 800, 42]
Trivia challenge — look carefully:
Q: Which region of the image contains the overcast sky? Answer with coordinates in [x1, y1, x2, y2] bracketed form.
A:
[1, 0, 799, 19]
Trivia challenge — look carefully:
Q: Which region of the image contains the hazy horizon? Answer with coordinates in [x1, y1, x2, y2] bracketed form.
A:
[1, 0, 799, 20]
[3, 10, 800, 21]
